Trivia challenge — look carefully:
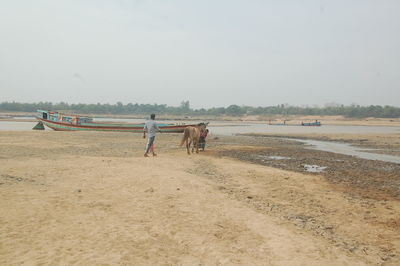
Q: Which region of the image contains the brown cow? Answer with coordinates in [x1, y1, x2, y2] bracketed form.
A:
[180, 123, 207, 154]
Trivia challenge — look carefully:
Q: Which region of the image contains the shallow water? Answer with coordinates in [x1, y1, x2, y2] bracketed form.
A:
[1, 119, 400, 134]
[268, 156, 291, 160]
[210, 123, 400, 135]
[13, 116, 36, 120]
[256, 155, 291, 161]
[303, 164, 328, 173]
[0, 121, 38, 131]
[289, 138, 400, 164]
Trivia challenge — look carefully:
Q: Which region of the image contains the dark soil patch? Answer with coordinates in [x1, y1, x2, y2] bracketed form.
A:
[212, 135, 400, 200]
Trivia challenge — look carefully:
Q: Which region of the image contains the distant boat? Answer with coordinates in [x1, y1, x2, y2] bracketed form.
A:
[301, 120, 321, 126]
[34, 110, 200, 133]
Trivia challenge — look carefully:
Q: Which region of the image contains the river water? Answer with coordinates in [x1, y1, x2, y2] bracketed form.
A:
[1, 118, 400, 164]
[0, 121, 38, 131]
[209, 123, 400, 135]
[2, 118, 400, 135]
[287, 138, 400, 164]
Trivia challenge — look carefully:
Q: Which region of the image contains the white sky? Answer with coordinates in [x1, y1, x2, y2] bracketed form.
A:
[0, 0, 399, 108]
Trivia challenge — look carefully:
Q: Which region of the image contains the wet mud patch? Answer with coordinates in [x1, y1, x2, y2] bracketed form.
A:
[215, 136, 400, 200]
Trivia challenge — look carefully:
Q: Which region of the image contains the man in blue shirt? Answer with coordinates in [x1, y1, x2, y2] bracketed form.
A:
[143, 114, 161, 157]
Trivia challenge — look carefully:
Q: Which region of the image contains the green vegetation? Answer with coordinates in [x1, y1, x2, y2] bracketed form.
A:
[0, 101, 399, 118]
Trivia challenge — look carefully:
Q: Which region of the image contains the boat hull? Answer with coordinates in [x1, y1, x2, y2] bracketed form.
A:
[301, 122, 321, 126]
[38, 118, 192, 133]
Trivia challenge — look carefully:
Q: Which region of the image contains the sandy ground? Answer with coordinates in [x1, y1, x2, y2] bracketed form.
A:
[1, 131, 399, 265]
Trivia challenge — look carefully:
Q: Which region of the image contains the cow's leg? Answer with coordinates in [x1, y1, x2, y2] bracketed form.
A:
[192, 139, 198, 153]
[192, 139, 197, 153]
[187, 140, 191, 154]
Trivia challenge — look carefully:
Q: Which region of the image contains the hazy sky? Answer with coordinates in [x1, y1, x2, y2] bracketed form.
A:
[1, 0, 399, 108]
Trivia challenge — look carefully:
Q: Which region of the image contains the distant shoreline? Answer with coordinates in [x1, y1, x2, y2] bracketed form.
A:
[1, 111, 400, 126]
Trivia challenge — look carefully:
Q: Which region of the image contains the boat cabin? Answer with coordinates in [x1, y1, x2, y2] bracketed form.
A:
[37, 110, 93, 124]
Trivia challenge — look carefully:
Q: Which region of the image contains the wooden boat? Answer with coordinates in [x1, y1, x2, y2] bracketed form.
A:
[34, 110, 199, 133]
[301, 120, 321, 126]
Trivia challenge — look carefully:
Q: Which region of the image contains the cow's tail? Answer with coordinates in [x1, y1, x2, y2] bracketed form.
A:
[180, 128, 189, 147]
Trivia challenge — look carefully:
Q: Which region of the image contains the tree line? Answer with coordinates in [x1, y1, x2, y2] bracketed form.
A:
[0, 101, 399, 118]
